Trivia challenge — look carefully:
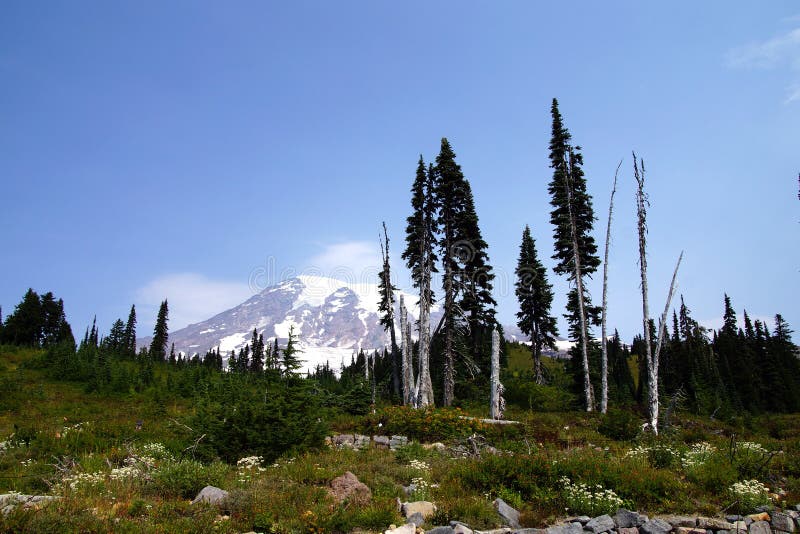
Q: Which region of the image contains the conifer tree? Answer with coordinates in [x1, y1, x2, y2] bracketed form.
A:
[281, 326, 303, 378]
[2, 289, 43, 346]
[457, 181, 497, 372]
[514, 225, 557, 384]
[402, 156, 436, 407]
[434, 138, 473, 406]
[547, 99, 600, 410]
[149, 300, 169, 361]
[123, 305, 137, 358]
[377, 221, 401, 398]
[249, 329, 265, 373]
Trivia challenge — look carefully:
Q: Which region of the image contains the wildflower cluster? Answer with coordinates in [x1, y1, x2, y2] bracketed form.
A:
[728, 479, 770, 514]
[560, 476, 624, 516]
[137, 442, 174, 462]
[237, 456, 266, 483]
[109, 456, 153, 481]
[61, 422, 88, 437]
[737, 442, 768, 455]
[0, 435, 15, 454]
[271, 456, 296, 468]
[408, 459, 430, 471]
[62, 471, 105, 491]
[682, 442, 716, 469]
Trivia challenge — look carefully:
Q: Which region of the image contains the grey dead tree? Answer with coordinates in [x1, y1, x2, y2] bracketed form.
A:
[489, 327, 504, 420]
[399, 294, 414, 405]
[600, 161, 621, 414]
[564, 146, 595, 409]
[634, 153, 683, 434]
[378, 222, 401, 398]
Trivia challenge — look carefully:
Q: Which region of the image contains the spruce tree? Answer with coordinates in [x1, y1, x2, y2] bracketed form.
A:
[402, 156, 437, 407]
[149, 300, 169, 361]
[457, 181, 497, 373]
[547, 99, 600, 411]
[377, 221, 401, 398]
[434, 138, 472, 406]
[123, 305, 137, 358]
[2, 288, 43, 346]
[514, 225, 558, 384]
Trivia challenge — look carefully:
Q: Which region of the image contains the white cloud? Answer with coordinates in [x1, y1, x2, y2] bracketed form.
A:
[727, 28, 800, 69]
[302, 241, 384, 285]
[727, 26, 800, 104]
[135, 273, 252, 332]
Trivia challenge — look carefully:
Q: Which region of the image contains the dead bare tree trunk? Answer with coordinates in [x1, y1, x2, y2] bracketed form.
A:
[654, 251, 683, 388]
[399, 295, 413, 405]
[379, 223, 401, 399]
[564, 148, 594, 411]
[416, 289, 434, 408]
[489, 327, 504, 419]
[600, 161, 621, 414]
[634, 154, 657, 433]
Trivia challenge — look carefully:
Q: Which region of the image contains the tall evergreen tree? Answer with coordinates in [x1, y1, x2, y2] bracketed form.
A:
[377, 221, 401, 399]
[457, 181, 497, 373]
[547, 99, 600, 411]
[123, 305, 137, 358]
[149, 300, 169, 361]
[434, 138, 474, 406]
[514, 225, 557, 384]
[2, 288, 43, 346]
[281, 326, 303, 378]
[402, 156, 437, 407]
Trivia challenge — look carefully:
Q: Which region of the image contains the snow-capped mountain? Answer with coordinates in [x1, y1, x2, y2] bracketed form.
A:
[138, 275, 442, 372]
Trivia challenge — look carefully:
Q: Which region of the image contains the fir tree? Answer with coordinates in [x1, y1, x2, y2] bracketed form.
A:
[2, 288, 43, 346]
[514, 225, 557, 384]
[402, 156, 437, 407]
[249, 329, 264, 373]
[123, 305, 137, 358]
[547, 99, 600, 411]
[149, 300, 169, 361]
[377, 221, 400, 398]
[281, 326, 303, 378]
[434, 138, 472, 406]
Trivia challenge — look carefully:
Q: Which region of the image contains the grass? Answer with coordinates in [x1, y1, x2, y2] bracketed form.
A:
[1, 345, 800, 533]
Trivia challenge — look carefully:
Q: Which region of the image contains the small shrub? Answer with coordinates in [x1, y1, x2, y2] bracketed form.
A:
[727, 479, 771, 514]
[149, 459, 228, 499]
[598, 409, 641, 441]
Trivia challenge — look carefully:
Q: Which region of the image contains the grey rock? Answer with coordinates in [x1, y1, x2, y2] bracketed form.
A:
[373, 435, 391, 448]
[453, 525, 475, 534]
[191, 486, 229, 505]
[513, 530, 547, 534]
[546, 524, 584, 534]
[640, 519, 672, 534]
[402, 483, 418, 496]
[408, 512, 426, 526]
[756, 507, 772, 514]
[748, 521, 771, 534]
[571, 516, 591, 525]
[618, 528, 640, 534]
[615, 510, 647, 528]
[475, 530, 511, 534]
[390, 435, 410, 449]
[728, 518, 745, 524]
[730, 522, 749, 534]
[333, 434, 355, 447]
[385, 524, 416, 534]
[353, 434, 371, 449]
[771, 513, 795, 533]
[675, 528, 706, 534]
[402, 501, 437, 519]
[698, 518, 735, 531]
[661, 516, 697, 528]
[586, 515, 616, 534]
[493, 498, 522, 529]
[427, 528, 456, 534]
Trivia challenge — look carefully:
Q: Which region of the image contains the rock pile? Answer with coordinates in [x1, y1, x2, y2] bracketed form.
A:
[384, 505, 800, 534]
[329, 433, 410, 450]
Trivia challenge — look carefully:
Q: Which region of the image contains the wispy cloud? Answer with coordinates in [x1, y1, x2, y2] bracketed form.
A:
[135, 273, 252, 331]
[727, 25, 800, 104]
[303, 241, 383, 284]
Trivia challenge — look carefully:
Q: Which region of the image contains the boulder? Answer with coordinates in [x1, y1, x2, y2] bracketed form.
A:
[423, 442, 447, 452]
[408, 512, 426, 527]
[493, 498, 522, 529]
[771, 513, 795, 533]
[354, 434, 371, 449]
[453, 524, 474, 534]
[641, 518, 673, 534]
[402, 501, 437, 519]
[748, 521, 771, 534]
[730, 522, 748, 534]
[616, 510, 647, 528]
[333, 434, 355, 448]
[385, 524, 417, 534]
[749, 514, 771, 523]
[619, 528, 640, 534]
[390, 435, 410, 449]
[427, 527, 456, 534]
[698, 518, 734, 531]
[191, 486, 229, 505]
[675, 528, 706, 534]
[586, 515, 616, 534]
[373, 435, 391, 448]
[329, 471, 372, 506]
[545, 523, 583, 534]
[513, 530, 547, 534]
[570, 516, 591, 525]
[661, 516, 697, 528]
[475, 529, 511, 534]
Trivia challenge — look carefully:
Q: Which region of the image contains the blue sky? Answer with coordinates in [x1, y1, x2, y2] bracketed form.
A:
[1, 1, 798, 342]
